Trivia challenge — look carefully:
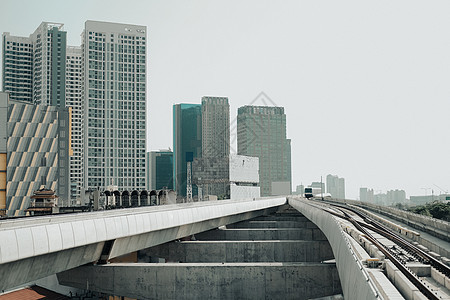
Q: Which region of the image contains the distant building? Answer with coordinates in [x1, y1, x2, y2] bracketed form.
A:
[0, 92, 70, 216]
[295, 184, 305, 195]
[373, 193, 387, 205]
[326, 174, 345, 199]
[360, 187, 374, 202]
[410, 195, 435, 206]
[173, 103, 202, 197]
[387, 189, 406, 204]
[82, 21, 147, 193]
[229, 154, 260, 200]
[193, 154, 260, 200]
[193, 156, 229, 199]
[148, 150, 173, 190]
[311, 182, 325, 193]
[237, 105, 291, 196]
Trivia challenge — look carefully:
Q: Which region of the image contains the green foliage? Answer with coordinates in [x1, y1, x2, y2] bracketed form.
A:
[409, 202, 450, 221]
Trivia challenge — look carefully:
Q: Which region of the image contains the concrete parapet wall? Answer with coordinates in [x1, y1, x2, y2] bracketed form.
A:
[288, 197, 380, 300]
[143, 240, 334, 263]
[58, 262, 342, 300]
[332, 198, 450, 259]
[344, 199, 450, 242]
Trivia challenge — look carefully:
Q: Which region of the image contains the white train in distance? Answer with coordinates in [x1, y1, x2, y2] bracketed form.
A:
[304, 187, 332, 199]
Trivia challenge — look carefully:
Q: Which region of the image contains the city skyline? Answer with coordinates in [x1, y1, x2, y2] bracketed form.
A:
[1, 1, 449, 199]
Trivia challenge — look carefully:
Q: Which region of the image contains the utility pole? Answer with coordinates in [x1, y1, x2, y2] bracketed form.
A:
[186, 161, 192, 203]
[321, 176, 324, 201]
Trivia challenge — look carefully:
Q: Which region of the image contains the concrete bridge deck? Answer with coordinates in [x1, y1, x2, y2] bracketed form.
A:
[0, 197, 286, 291]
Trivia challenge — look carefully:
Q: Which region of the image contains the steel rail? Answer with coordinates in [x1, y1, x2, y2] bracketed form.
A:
[330, 201, 450, 278]
[313, 200, 442, 300]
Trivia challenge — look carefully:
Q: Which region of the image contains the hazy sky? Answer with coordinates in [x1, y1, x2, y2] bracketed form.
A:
[1, 0, 449, 199]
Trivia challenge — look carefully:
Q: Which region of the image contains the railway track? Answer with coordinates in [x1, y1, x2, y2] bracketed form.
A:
[315, 199, 449, 300]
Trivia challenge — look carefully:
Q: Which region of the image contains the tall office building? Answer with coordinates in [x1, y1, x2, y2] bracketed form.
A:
[326, 174, 345, 199]
[147, 150, 174, 190]
[0, 92, 70, 216]
[65, 46, 83, 203]
[201, 96, 230, 157]
[173, 104, 202, 197]
[195, 96, 230, 198]
[237, 106, 291, 196]
[82, 21, 147, 193]
[2, 22, 67, 106]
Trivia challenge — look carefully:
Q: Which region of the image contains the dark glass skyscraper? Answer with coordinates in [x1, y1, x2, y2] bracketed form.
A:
[173, 104, 202, 197]
[148, 150, 173, 190]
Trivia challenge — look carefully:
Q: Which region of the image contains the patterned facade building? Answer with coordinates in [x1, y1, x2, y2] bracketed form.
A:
[0, 94, 7, 215]
[237, 106, 291, 196]
[0, 92, 70, 216]
[82, 21, 147, 193]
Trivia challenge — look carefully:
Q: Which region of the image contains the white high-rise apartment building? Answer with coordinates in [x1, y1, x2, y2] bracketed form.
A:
[2, 22, 66, 106]
[30, 22, 66, 106]
[2, 34, 33, 102]
[65, 46, 83, 203]
[82, 21, 147, 192]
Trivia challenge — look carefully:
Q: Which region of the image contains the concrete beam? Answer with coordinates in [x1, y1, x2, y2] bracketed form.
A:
[142, 240, 334, 262]
[57, 262, 342, 300]
[195, 228, 327, 241]
[227, 220, 318, 229]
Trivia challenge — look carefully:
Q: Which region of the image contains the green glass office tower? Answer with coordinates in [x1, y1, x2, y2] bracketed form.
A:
[237, 106, 291, 196]
[173, 104, 202, 197]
